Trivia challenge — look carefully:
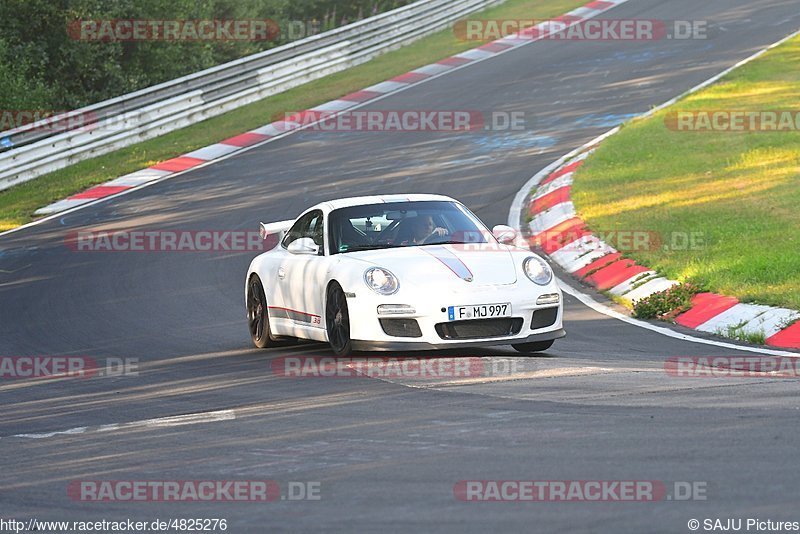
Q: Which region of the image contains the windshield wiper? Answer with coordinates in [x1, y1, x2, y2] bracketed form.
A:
[342, 244, 403, 252]
[419, 240, 474, 246]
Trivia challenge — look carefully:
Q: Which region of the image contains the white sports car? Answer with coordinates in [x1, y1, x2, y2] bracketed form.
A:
[245, 194, 564, 356]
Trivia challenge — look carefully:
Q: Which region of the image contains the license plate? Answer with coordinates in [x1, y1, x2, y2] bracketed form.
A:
[448, 303, 511, 321]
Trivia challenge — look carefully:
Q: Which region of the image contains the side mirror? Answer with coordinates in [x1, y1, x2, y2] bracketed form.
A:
[287, 237, 319, 255]
[492, 224, 518, 244]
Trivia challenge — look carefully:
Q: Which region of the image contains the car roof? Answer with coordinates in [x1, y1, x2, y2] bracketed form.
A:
[316, 194, 457, 212]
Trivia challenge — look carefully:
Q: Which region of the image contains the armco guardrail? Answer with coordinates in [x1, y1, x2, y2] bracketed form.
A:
[0, 0, 503, 191]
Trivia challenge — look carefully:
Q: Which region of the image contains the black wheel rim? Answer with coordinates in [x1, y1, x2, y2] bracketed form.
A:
[326, 287, 350, 353]
[248, 279, 266, 342]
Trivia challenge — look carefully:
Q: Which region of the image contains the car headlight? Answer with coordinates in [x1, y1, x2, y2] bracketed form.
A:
[364, 267, 400, 295]
[523, 256, 553, 285]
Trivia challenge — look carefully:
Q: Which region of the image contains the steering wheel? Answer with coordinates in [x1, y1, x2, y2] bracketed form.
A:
[422, 229, 449, 245]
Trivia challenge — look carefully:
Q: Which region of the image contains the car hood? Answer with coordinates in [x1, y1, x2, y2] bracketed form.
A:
[343, 244, 518, 287]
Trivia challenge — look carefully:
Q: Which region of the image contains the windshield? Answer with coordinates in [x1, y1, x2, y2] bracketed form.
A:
[328, 200, 491, 254]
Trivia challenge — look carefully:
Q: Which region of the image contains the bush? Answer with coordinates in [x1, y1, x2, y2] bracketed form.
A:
[0, 0, 413, 111]
[632, 283, 700, 321]
[0, 39, 51, 109]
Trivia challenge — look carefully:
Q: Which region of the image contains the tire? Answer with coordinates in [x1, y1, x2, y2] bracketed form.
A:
[326, 283, 352, 357]
[512, 340, 554, 354]
[247, 275, 276, 349]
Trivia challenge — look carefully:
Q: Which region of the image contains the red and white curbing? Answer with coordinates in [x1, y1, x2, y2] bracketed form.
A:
[35, 0, 629, 216]
[525, 148, 800, 351]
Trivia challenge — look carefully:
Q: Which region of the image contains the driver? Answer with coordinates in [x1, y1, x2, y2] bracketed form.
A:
[403, 215, 449, 244]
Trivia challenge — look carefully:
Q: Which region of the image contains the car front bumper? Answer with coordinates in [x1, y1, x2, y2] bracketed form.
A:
[351, 328, 566, 352]
[344, 281, 564, 352]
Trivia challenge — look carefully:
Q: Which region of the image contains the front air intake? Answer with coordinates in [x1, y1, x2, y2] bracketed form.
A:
[435, 318, 523, 340]
[380, 318, 423, 338]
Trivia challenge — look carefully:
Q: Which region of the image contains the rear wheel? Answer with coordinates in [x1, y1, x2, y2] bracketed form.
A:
[247, 275, 276, 349]
[512, 340, 554, 354]
[326, 283, 352, 357]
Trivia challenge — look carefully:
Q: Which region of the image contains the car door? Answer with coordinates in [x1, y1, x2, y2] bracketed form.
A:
[275, 210, 327, 332]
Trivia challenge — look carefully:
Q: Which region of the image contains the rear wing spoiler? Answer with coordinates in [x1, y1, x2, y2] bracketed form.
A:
[259, 220, 294, 241]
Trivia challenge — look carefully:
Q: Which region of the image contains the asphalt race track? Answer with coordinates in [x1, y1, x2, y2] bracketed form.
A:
[2, 1, 800, 532]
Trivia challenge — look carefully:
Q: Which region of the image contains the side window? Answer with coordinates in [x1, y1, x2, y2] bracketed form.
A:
[307, 213, 324, 248]
[281, 210, 324, 254]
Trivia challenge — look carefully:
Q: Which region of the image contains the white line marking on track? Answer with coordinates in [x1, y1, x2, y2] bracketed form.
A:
[14, 427, 88, 439]
[5, 409, 235, 440]
[557, 281, 799, 357]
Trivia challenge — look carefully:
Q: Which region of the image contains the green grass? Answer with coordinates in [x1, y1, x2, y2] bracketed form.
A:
[572, 35, 800, 311]
[721, 324, 767, 345]
[0, 0, 586, 231]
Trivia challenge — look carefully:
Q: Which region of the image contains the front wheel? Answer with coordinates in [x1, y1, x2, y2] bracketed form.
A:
[512, 340, 554, 354]
[326, 283, 352, 357]
[247, 275, 277, 349]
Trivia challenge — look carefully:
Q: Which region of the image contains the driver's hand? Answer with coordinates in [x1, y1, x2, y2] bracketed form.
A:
[430, 227, 449, 237]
